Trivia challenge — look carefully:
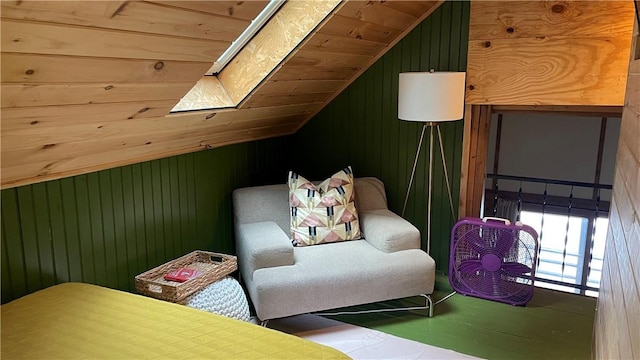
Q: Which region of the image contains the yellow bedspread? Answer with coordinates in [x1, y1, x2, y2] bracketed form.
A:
[1, 283, 349, 359]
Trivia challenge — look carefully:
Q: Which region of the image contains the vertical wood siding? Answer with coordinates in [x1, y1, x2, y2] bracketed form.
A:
[293, 1, 470, 270]
[1, 138, 291, 304]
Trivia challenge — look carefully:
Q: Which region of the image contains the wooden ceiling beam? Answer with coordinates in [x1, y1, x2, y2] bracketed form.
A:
[491, 105, 624, 118]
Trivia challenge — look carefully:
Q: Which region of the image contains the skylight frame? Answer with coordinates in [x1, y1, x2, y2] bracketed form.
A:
[207, 0, 286, 75]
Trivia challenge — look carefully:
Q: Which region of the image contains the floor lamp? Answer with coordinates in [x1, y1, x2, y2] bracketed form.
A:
[398, 71, 466, 254]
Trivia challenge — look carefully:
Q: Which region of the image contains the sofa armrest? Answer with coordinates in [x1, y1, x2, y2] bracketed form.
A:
[236, 221, 294, 280]
[360, 209, 421, 253]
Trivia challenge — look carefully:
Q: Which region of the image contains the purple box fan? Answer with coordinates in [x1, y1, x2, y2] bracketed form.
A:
[449, 217, 539, 306]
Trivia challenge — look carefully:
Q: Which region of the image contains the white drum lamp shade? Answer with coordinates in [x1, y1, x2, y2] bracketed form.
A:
[398, 72, 466, 122]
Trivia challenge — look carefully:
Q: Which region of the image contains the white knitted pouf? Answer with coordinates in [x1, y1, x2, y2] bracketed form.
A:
[184, 276, 250, 322]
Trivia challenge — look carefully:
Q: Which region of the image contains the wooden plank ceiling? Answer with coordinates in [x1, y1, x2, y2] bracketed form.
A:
[0, 0, 443, 189]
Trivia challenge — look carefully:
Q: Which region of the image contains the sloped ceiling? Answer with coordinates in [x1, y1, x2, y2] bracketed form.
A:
[0, 0, 443, 189]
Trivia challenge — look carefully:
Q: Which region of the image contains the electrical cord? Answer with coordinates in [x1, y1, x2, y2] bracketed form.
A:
[433, 291, 457, 306]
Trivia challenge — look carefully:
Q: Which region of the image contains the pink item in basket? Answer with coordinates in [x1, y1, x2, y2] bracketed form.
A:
[163, 268, 202, 282]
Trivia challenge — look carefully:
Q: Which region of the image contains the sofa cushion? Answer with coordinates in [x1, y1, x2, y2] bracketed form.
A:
[288, 167, 361, 246]
[248, 240, 435, 320]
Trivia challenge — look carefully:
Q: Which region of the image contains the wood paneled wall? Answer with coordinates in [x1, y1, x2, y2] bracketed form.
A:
[293, 1, 470, 270]
[0, 138, 291, 304]
[594, 19, 640, 360]
[465, 1, 634, 106]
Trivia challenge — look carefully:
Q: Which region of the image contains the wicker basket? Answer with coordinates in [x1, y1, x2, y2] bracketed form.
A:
[135, 251, 237, 302]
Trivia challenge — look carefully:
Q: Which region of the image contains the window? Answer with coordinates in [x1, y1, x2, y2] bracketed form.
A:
[207, 0, 285, 75]
[170, 0, 286, 112]
[520, 210, 608, 297]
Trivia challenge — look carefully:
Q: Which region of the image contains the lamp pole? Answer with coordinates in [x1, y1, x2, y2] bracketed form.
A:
[427, 123, 435, 254]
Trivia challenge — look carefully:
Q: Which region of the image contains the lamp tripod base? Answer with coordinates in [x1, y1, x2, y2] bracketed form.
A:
[402, 123, 456, 254]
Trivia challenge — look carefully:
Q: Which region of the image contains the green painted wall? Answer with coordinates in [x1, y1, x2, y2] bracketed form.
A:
[1, 2, 470, 303]
[292, 1, 470, 269]
[1, 139, 291, 303]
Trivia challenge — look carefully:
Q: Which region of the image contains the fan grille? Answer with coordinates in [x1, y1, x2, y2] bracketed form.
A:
[449, 219, 539, 306]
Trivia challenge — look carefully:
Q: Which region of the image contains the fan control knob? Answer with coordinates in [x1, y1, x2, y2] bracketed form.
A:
[481, 254, 502, 272]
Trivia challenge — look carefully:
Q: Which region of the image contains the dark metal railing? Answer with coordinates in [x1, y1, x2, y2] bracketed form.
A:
[486, 174, 613, 189]
[484, 173, 612, 296]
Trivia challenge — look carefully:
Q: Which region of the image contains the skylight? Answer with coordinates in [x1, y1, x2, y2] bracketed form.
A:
[206, 0, 285, 75]
[172, 0, 339, 113]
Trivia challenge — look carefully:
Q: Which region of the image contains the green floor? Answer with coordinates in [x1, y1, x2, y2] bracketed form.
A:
[328, 276, 597, 360]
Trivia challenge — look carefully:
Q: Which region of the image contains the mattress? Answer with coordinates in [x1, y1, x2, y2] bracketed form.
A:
[1, 282, 349, 359]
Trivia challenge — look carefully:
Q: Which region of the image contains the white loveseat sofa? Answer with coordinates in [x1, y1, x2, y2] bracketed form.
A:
[232, 177, 436, 321]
